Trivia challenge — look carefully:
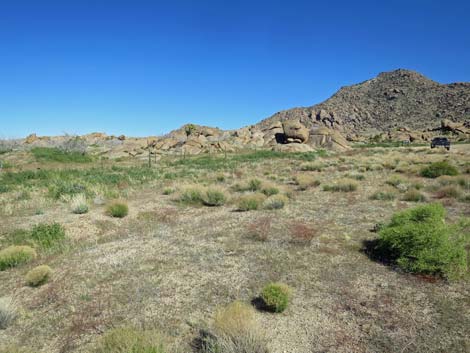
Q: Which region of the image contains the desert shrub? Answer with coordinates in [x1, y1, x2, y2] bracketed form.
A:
[25, 265, 52, 287]
[322, 179, 358, 192]
[237, 193, 266, 211]
[263, 194, 288, 210]
[106, 201, 129, 218]
[178, 186, 204, 204]
[0, 246, 37, 271]
[31, 147, 91, 163]
[248, 179, 262, 191]
[260, 182, 279, 196]
[435, 186, 461, 199]
[162, 187, 175, 195]
[30, 223, 66, 249]
[94, 327, 167, 353]
[289, 222, 317, 244]
[346, 173, 365, 181]
[246, 217, 271, 242]
[203, 187, 227, 206]
[375, 203, 466, 277]
[70, 194, 89, 214]
[421, 161, 459, 178]
[300, 162, 325, 171]
[402, 189, 426, 202]
[370, 190, 396, 201]
[0, 297, 17, 329]
[294, 174, 320, 190]
[385, 176, 405, 188]
[260, 283, 292, 313]
[200, 301, 269, 353]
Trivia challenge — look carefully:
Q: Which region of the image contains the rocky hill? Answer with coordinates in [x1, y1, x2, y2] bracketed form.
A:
[4, 69, 469, 158]
[257, 69, 470, 139]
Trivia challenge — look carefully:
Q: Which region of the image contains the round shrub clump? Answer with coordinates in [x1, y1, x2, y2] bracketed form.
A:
[25, 265, 52, 287]
[237, 193, 266, 211]
[70, 194, 89, 214]
[376, 203, 467, 278]
[0, 246, 37, 271]
[94, 327, 166, 353]
[263, 194, 288, 210]
[260, 282, 292, 313]
[420, 161, 459, 178]
[203, 187, 227, 206]
[106, 201, 129, 218]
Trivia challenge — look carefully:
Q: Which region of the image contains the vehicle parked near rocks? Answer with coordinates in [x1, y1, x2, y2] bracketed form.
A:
[430, 137, 450, 150]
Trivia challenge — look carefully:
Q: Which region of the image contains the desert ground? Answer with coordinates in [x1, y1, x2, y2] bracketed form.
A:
[0, 144, 469, 353]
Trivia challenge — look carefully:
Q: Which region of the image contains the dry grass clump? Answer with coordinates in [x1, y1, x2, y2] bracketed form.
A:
[260, 182, 280, 196]
[178, 185, 205, 204]
[300, 162, 325, 171]
[402, 189, 427, 202]
[106, 201, 129, 218]
[0, 246, 37, 271]
[200, 301, 269, 353]
[370, 189, 396, 201]
[25, 265, 52, 287]
[435, 186, 461, 199]
[202, 187, 228, 206]
[162, 187, 175, 195]
[237, 193, 266, 211]
[385, 175, 406, 188]
[260, 283, 292, 313]
[0, 297, 17, 329]
[263, 194, 288, 210]
[322, 179, 358, 192]
[289, 222, 317, 244]
[294, 174, 320, 190]
[94, 327, 167, 353]
[70, 194, 89, 214]
[0, 345, 31, 353]
[233, 179, 262, 192]
[246, 217, 271, 242]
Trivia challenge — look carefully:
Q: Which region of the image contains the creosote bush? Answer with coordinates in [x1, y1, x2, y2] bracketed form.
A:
[70, 194, 89, 214]
[237, 193, 266, 211]
[263, 194, 288, 210]
[25, 265, 52, 287]
[0, 246, 37, 271]
[375, 203, 467, 278]
[94, 327, 167, 353]
[260, 283, 292, 313]
[0, 297, 17, 329]
[420, 161, 459, 178]
[106, 201, 129, 218]
[322, 179, 358, 192]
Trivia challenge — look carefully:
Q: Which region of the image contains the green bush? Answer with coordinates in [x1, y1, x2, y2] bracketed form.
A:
[0, 246, 37, 271]
[238, 193, 266, 211]
[30, 223, 66, 249]
[106, 201, 129, 218]
[31, 147, 92, 163]
[420, 161, 459, 178]
[260, 282, 292, 313]
[25, 265, 52, 287]
[376, 203, 467, 278]
[202, 187, 227, 206]
[94, 327, 167, 353]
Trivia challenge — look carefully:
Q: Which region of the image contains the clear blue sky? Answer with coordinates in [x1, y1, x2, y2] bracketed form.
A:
[1, 0, 469, 138]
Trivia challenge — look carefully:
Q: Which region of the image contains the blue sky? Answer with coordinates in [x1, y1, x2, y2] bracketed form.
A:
[1, 0, 469, 138]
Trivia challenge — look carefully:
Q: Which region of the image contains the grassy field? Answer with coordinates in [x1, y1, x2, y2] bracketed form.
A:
[0, 145, 469, 353]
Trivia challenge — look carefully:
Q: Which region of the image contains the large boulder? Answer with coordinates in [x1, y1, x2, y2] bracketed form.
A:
[309, 127, 350, 151]
[273, 143, 315, 153]
[282, 120, 309, 143]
